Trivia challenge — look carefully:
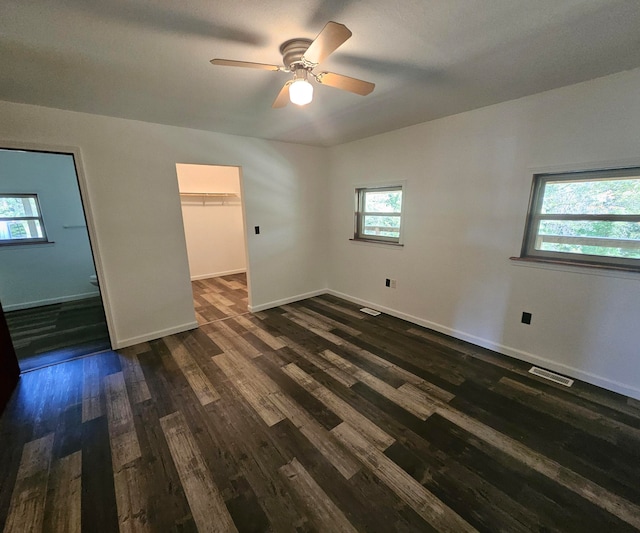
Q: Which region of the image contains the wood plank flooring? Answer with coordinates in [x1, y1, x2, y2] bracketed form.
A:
[5, 297, 110, 371]
[191, 274, 248, 325]
[2, 273, 640, 532]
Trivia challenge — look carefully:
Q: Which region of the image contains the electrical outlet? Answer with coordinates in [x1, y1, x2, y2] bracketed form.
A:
[385, 278, 391, 287]
[390, 279, 397, 289]
[521, 312, 532, 325]
[254, 226, 260, 235]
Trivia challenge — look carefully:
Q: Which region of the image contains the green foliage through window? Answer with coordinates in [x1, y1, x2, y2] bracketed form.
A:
[0, 194, 47, 244]
[354, 186, 403, 243]
[521, 168, 640, 269]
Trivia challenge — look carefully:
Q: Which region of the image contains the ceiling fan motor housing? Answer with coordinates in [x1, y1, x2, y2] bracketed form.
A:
[279, 39, 314, 70]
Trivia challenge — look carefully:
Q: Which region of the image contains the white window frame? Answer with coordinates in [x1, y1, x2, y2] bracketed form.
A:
[353, 184, 404, 244]
[520, 167, 640, 271]
[0, 193, 49, 245]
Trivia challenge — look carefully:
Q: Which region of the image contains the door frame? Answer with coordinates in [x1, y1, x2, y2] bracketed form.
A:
[0, 140, 116, 348]
[0, 299, 20, 414]
[175, 162, 252, 313]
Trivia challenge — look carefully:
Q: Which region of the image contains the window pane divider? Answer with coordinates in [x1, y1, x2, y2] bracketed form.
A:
[536, 235, 639, 248]
[537, 214, 640, 222]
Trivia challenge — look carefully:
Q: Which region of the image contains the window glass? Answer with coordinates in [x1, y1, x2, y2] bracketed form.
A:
[0, 194, 48, 244]
[354, 186, 403, 243]
[540, 178, 640, 215]
[364, 190, 402, 213]
[521, 168, 640, 269]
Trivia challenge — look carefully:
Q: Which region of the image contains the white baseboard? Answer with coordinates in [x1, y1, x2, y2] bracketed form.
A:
[114, 321, 198, 350]
[327, 289, 640, 401]
[249, 289, 327, 313]
[190, 269, 246, 281]
[3, 291, 101, 312]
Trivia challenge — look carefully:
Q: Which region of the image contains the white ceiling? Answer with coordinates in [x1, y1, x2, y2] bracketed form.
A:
[1, 0, 639, 146]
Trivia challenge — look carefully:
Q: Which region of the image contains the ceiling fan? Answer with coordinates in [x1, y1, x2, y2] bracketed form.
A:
[210, 21, 375, 108]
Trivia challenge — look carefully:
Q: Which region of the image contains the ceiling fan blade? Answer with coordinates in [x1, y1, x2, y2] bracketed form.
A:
[210, 58, 282, 71]
[302, 21, 352, 65]
[316, 72, 375, 96]
[272, 81, 292, 108]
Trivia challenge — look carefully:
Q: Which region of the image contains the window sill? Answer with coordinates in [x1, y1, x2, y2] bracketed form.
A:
[509, 256, 640, 279]
[350, 238, 404, 247]
[0, 240, 55, 247]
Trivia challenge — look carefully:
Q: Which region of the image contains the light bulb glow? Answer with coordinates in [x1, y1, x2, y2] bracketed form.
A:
[289, 79, 313, 106]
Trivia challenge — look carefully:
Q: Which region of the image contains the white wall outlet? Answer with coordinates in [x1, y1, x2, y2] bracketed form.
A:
[390, 279, 397, 289]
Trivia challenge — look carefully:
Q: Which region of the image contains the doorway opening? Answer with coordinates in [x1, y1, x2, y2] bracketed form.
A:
[175, 163, 250, 324]
[0, 147, 111, 371]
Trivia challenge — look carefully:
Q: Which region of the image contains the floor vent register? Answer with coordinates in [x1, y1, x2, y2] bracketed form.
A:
[529, 366, 574, 387]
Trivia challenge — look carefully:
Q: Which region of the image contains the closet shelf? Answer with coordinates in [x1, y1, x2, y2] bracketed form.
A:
[180, 192, 237, 197]
[179, 192, 239, 205]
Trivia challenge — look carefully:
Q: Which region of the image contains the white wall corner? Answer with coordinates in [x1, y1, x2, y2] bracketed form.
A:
[249, 289, 328, 313]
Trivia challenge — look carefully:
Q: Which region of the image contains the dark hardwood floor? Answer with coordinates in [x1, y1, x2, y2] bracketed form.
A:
[1, 273, 640, 532]
[5, 297, 111, 371]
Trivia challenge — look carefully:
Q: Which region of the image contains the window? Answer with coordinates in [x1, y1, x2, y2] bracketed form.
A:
[0, 194, 48, 245]
[520, 167, 640, 270]
[354, 185, 403, 244]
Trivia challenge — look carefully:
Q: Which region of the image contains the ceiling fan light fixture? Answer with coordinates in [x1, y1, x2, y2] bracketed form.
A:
[211, 22, 375, 109]
[289, 77, 313, 106]
[289, 69, 313, 105]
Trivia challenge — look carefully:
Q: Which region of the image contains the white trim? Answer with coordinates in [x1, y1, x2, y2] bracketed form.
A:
[3, 292, 101, 312]
[190, 269, 246, 281]
[237, 166, 252, 312]
[354, 178, 408, 190]
[114, 321, 198, 349]
[249, 289, 327, 313]
[327, 289, 640, 401]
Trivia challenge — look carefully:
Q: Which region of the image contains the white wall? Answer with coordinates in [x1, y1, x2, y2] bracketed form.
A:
[328, 68, 640, 400]
[176, 164, 246, 280]
[0, 101, 328, 347]
[0, 150, 99, 310]
[3, 69, 638, 400]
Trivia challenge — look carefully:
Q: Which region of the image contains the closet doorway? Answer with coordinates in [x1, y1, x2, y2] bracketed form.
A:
[176, 164, 249, 324]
